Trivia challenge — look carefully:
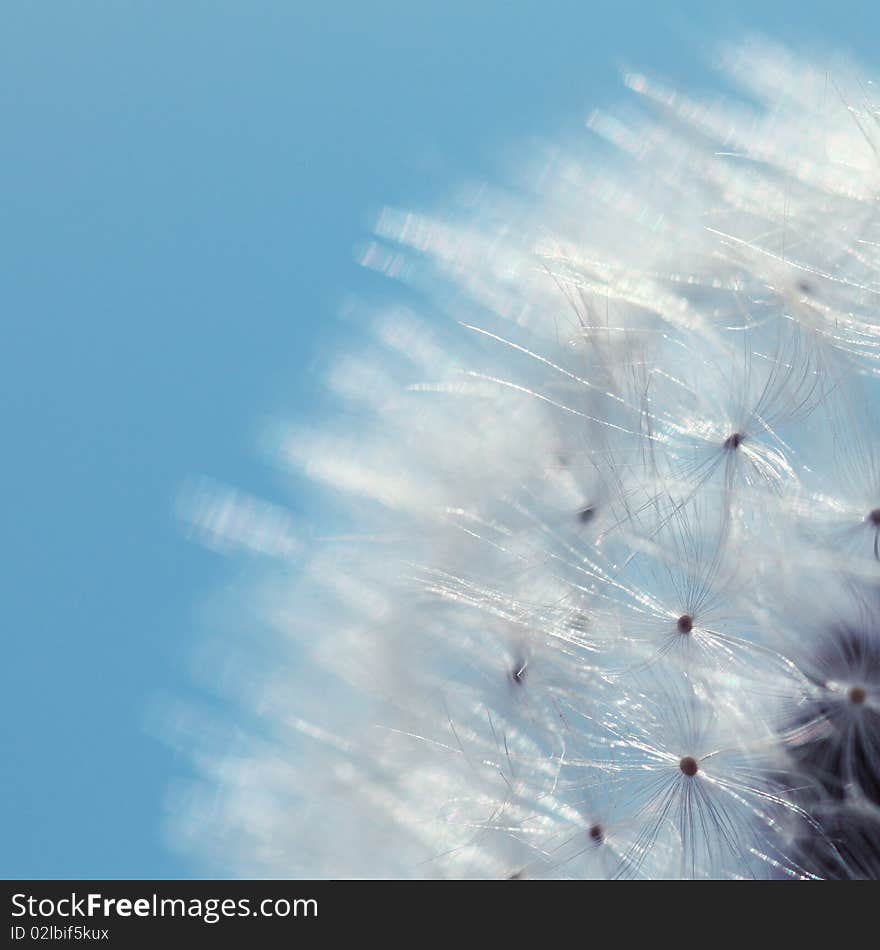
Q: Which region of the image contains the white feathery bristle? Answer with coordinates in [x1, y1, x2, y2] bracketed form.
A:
[167, 39, 880, 879]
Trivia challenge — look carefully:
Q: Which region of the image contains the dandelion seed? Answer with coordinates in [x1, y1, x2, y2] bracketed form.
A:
[723, 433, 744, 451]
[510, 660, 528, 686]
[578, 505, 597, 524]
[849, 686, 867, 705]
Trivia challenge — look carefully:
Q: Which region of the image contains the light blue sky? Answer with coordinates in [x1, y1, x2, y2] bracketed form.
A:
[2, 2, 875, 878]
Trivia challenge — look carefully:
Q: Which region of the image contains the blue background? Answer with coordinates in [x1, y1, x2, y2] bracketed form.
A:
[2, 1, 875, 878]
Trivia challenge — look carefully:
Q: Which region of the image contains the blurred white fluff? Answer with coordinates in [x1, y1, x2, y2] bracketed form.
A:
[167, 39, 880, 879]
[178, 476, 301, 558]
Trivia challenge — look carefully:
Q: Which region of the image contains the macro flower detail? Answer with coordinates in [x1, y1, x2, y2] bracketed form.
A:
[175, 39, 880, 880]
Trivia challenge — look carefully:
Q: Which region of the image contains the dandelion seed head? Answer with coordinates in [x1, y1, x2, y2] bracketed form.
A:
[171, 38, 880, 880]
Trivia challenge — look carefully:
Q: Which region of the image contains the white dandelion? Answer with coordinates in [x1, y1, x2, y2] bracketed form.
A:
[167, 38, 880, 879]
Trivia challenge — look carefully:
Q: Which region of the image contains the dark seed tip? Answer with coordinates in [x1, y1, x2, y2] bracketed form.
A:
[723, 432, 743, 450]
[578, 505, 596, 524]
[796, 280, 815, 296]
[677, 614, 694, 634]
[679, 755, 699, 777]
